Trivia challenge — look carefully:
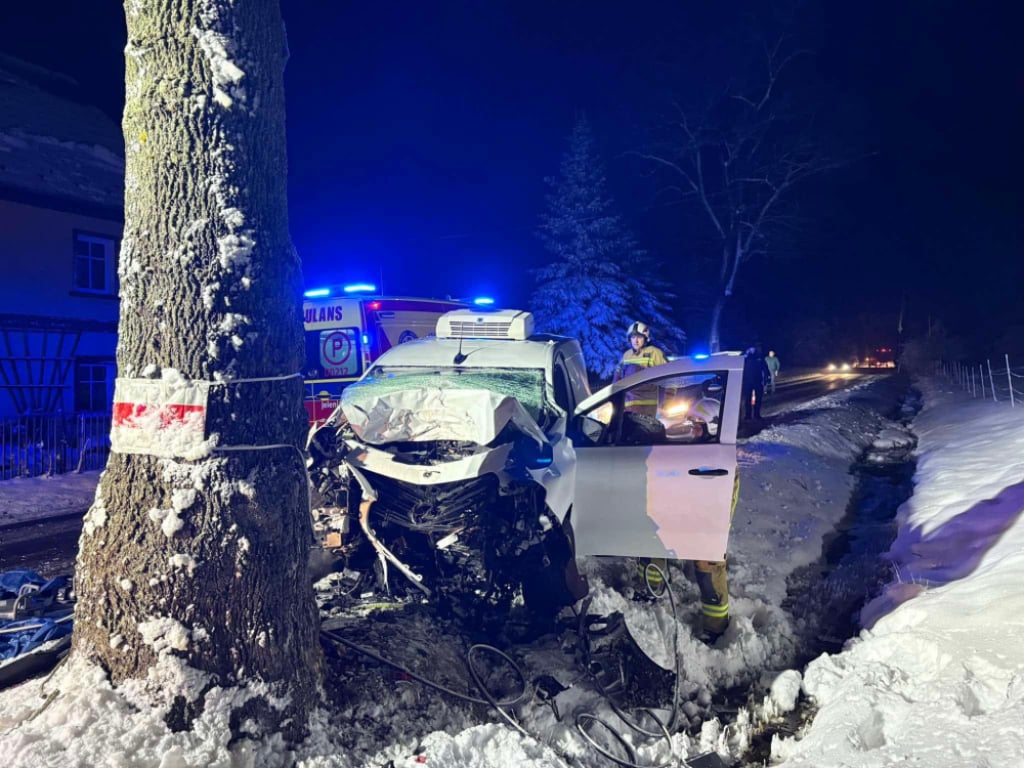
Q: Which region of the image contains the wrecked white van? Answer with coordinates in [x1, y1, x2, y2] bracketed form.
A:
[307, 308, 744, 620]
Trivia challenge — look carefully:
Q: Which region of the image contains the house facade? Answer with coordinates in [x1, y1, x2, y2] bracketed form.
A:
[0, 56, 123, 477]
[0, 56, 123, 423]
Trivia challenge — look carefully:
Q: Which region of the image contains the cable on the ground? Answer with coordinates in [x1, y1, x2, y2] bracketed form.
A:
[465, 643, 532, 739]
[570, 563, 681, 767]
[575, 712, 640, 766]
[324, 561, 692, 768]
[320, 629, 527, 708]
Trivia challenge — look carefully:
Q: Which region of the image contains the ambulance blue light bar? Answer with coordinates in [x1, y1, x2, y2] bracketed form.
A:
[692, 353, 710, 360]
[304, 287, 331, 298]
[343, 283, 377, 294]
[473, 297, 495, 306]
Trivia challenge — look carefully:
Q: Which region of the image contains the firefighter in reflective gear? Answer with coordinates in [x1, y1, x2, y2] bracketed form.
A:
[616, 321, 668, 416]
[695, 473, 740, 643]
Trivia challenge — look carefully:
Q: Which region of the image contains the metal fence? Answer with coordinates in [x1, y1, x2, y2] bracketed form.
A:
[937, 355, 1024, 407]
[0, 413, 111, 481]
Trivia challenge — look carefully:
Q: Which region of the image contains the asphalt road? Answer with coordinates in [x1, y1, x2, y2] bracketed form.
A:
[739, 368, 892, 436]
[1, 513, 82, 577]
[766, 369, 887, 413]
[1, 368, 888, 579]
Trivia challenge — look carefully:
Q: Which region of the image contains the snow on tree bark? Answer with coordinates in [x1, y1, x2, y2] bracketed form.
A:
[73, 0, 321, 740]
[531, 117, 684, 379]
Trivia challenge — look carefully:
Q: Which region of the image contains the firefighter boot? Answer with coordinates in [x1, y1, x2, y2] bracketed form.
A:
[695, 559, 729, 644]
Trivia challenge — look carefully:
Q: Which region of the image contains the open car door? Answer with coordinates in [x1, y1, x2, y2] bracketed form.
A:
[569, 353, 745, 561]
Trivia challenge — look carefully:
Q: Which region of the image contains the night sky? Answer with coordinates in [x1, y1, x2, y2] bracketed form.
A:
[2, 1, 1019, 359]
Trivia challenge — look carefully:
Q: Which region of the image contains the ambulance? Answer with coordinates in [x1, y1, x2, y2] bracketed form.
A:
[302, 283, 466, 424]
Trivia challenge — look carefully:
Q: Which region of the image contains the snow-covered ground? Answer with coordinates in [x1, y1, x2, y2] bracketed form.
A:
[0, 470, 100, 528]
[1, 376, 1022, 767]
[771, 379, 1024, 767]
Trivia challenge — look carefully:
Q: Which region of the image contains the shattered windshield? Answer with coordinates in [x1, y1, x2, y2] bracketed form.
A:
[347, 366, 551, 423]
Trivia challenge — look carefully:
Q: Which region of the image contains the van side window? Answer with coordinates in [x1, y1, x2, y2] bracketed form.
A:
[621, 371, 726, 445]
[580, 371, 728, 447]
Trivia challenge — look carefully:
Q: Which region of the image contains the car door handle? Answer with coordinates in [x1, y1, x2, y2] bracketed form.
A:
[688, 467, 729, 477]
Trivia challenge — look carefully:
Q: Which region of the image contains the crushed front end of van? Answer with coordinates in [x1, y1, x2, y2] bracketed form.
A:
[307, 309, 587, 624]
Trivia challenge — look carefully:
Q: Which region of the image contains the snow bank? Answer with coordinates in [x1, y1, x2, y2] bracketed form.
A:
[774, 380, 1024, 767]
[0, 656, 297, 768]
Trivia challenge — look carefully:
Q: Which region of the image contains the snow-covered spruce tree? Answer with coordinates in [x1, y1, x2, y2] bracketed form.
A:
[531, 117, 684, 379]
[72, 0, 320, 739]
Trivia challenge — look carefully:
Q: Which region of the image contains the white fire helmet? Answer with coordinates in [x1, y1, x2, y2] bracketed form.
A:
[627, 321, 651, 344]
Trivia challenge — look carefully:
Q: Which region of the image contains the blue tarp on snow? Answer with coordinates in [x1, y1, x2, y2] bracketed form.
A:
[0, 570, 46, 596]
[0, 569, 73, 662]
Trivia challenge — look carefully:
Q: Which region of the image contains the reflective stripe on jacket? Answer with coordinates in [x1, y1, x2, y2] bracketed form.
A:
[618, 345, 668, 409]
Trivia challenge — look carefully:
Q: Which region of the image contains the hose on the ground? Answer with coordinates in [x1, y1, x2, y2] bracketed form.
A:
[570, 561, 680, 767]
[322, 560, 690, 768]
[465, 643, 532, 739]
[320, 629, 528, 708]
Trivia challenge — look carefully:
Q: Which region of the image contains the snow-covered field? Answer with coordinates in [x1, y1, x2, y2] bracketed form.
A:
[1, 376, 1022, 767]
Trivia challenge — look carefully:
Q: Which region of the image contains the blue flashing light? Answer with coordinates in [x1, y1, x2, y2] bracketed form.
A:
[473, 297, 495, 306]
[304, 287, 331, 298]
[361, 333, 369, 346]
[692, 353, 710, 360]
[343, 283, 377, 294]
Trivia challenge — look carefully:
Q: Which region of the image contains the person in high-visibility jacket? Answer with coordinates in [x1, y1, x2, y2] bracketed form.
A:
[615, 321, 668, 416]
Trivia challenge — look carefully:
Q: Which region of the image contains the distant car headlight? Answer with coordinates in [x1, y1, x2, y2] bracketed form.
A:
[827, 363, 837, 371]
[841, 362, 851, 371]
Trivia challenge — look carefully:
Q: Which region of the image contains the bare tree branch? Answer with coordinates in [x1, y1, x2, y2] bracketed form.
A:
[637, 31, 844, 350]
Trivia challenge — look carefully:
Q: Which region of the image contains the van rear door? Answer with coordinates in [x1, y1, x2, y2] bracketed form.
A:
[302, 297, 364, 424]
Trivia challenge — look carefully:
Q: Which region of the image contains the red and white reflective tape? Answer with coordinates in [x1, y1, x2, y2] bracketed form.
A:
[111, 373, 303, 459]
[111, 378, 211, 458]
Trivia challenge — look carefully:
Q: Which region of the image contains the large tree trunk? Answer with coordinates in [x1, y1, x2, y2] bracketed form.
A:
[708, 294, 725, 353]
[708, 238, 743, 353]
[73, 0, 321, 740]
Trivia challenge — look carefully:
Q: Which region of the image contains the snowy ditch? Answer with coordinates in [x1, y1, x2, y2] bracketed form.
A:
[740, 388, 921, 765]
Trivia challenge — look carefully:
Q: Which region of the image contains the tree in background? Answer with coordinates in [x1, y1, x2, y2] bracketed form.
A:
[638, 33, 843, 353]
[532, 117, 684, 379]
[73, 0, 320, 740]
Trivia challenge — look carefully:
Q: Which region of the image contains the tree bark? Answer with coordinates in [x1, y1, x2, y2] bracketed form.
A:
[73, 0, 321, 740]
[708, 295, 725, 353]
[708, 237, 743, 353]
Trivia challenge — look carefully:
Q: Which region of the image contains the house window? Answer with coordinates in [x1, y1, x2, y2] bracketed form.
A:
[75, 360, 115, 413]
[73, 231, 117, 294]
